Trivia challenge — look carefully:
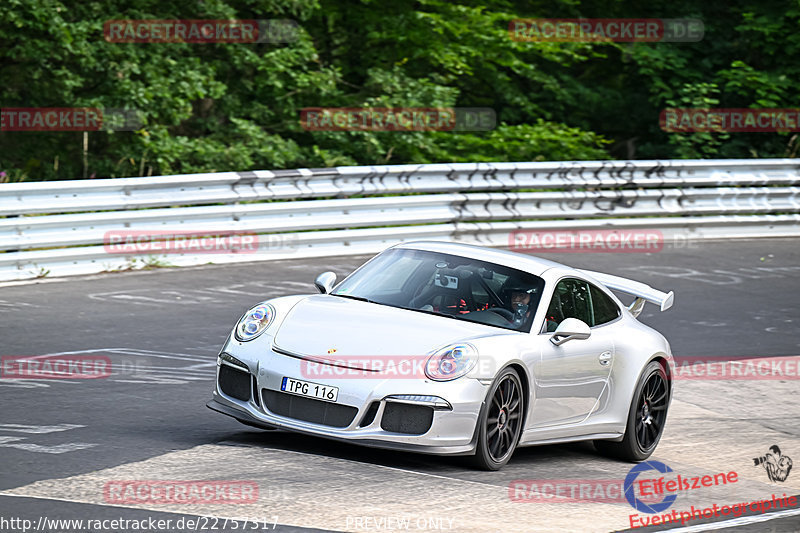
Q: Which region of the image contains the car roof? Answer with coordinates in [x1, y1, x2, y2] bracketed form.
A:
[392, 240, 574, 277]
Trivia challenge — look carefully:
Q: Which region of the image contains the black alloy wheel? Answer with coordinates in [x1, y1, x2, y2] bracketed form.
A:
[635, 369, 669, 450]
[472, 367, 525, 470]
[595, 360, 670, 462]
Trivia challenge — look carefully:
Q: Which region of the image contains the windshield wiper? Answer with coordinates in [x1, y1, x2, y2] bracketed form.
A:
[331, 293, 376, 304]
[332, 295, 460, 320]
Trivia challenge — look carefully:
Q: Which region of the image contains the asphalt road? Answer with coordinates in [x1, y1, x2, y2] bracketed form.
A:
[1, 239, 799, 533]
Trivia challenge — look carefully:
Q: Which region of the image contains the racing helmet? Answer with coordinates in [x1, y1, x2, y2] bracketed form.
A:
[500, 277, 534, 302]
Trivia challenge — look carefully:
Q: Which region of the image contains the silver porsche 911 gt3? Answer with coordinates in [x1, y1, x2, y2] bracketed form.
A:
[207, 241, 675, 470]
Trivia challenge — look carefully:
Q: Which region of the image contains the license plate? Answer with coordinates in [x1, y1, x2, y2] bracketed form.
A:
[281, 377, 339, 402]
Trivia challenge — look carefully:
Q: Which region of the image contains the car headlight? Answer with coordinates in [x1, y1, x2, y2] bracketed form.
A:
[234, 303, 276, 342]
[425, 343, 478, 381]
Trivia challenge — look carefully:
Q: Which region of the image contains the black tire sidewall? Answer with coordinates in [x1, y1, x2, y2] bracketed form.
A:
[623, 360, 668, 461]
[474, 367, 524, 470]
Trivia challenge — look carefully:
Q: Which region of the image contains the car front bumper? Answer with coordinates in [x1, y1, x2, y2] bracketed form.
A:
[207, 338, 489, 456]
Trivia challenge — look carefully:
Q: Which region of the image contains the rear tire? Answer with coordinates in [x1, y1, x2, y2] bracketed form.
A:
[595, 360, 669, 461]
[471, 367, 524, 470]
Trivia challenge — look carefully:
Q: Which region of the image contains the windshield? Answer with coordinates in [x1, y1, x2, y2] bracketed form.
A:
[332, 248, 545, 332]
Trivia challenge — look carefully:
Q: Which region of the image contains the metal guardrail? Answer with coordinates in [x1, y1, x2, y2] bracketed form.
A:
[1, 159, 799, 282]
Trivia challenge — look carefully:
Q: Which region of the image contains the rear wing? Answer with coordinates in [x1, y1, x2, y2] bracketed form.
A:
[579, 269, 674, 318]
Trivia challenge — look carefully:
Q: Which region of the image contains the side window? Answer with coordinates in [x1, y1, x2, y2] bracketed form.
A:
[589, 284, 620, 326]
[543, 278, 592, 332]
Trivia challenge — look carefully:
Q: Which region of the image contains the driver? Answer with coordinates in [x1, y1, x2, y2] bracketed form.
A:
[500, 278, 536, 327]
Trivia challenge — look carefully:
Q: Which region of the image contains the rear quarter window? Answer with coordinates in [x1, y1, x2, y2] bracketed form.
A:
[590, 284, 620, 326]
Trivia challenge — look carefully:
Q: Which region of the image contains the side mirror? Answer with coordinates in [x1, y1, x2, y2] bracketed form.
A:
[550, 317, 591, 346]
[314, 271, 337, 294]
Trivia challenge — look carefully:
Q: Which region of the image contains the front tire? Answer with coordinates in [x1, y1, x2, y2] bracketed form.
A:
[472, 367, 524, 470]
[595, 360, 669, 461]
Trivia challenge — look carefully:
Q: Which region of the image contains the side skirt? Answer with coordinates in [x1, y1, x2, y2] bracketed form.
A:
[518, 432, 624, 447]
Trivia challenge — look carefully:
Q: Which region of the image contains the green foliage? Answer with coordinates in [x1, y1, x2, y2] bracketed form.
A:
[664, 82, 730, 159]
[0, 0, 797, 181]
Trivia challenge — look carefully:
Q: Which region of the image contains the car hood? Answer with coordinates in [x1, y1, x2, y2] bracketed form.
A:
[273, 294, 496, 365]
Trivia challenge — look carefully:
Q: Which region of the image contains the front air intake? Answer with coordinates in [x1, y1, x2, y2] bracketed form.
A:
[251, 375, 261, 407]
[262, 390, 357, 428]
[218, 364, 251, 401]
[358, 401, 381, 427]
[380, 402, 434, 435]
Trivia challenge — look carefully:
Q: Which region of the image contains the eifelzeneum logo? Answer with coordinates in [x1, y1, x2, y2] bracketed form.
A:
[624, 461, 678, 514]
[626, 462, 740, 514]
[754, 445, 793, 482]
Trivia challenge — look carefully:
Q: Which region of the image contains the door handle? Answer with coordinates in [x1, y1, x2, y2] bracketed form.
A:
[598, 351, 613, 366]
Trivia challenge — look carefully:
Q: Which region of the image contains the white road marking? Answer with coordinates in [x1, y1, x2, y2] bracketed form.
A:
[0, 424, 84, 434]
[0, 300, 38, 312]
[621, 265, 800, 285]
[0, 442, 97, 454]
[0, 379, 54, 389]
[82, 274, 351, 308]
[86, 281, 301, 306]
[0, 348, 215, 388]
[0, 425, 97, 454]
